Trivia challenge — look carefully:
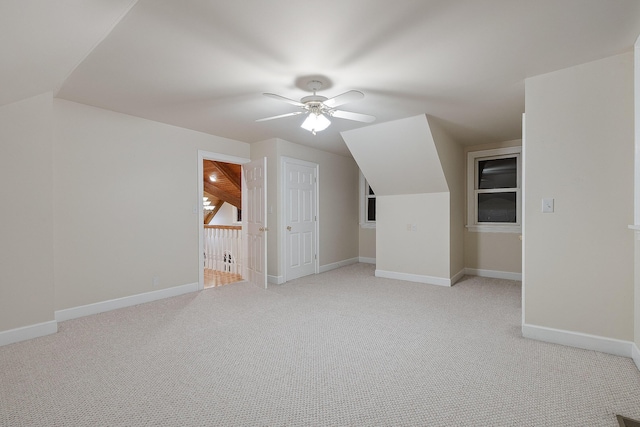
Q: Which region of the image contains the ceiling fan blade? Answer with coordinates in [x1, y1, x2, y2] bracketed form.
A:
[323, 90, 364, 108]
[256, 111, 304, 122]
[263, 93, 304, 107]
[331, 110, 376, 123]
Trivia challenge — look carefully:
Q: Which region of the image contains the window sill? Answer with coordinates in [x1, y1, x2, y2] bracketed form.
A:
[466, 224, 521, 233]
[360, 223, 376, 229]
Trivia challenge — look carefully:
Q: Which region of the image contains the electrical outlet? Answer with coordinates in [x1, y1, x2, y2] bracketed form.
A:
[152, 276, 160, 288]
[542, 198, 554, 213]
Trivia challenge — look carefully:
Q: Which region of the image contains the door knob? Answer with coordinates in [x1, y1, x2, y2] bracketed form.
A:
[287, 226, 292, 231]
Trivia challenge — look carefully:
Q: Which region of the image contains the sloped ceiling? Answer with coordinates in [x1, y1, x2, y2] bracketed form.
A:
[4, 0, 640, 156]
[342, 115, 448, 196]
[0, 0, 138, 107]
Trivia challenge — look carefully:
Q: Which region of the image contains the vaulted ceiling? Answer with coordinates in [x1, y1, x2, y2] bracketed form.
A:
[203, 160, 241, 224]
[4, 0, 640, 156]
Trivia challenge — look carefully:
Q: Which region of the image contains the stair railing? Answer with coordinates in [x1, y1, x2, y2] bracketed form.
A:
[204, 225, 243, 274]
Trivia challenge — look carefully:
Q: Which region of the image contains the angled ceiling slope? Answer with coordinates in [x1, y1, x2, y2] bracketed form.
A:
[342, 115, 448, 196]
[0, 0, 138, 108]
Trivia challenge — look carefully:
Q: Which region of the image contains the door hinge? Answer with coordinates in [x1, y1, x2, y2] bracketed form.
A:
[315, 254, 317, 260]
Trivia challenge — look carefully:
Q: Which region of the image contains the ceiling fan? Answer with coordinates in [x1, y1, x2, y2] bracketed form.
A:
[256, 80, 376, 135]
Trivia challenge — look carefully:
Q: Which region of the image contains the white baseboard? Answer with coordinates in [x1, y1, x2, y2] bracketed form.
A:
[319, 257, 359, 273]
[0, 320, 58, 347]
[273, 258, 364, 285]
[358, 257, 376, 265]
[464, 268, 522, 281]
[375, 269, 452, 287]
[632, 343, 640, 371]
[451, 269, 465, 285]
[55, 282, 199, 322]
[522, 323, 634, 358]
[268, 275, 284, 285]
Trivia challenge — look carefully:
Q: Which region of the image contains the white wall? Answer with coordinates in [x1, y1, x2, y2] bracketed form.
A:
[251, 138, 360, 281]
[524, 52, 634, 340]
[464, 232, 522, 274]
[635, 240, 640, 355]
[634, 35, 640, 358]
[430, 117, 464, 277]
[53, 99, 250, 310]
[376, 193, 451, 281]
[343, 114, 463, 284]
[359, 227, 376, 260]
[207, 203, 237, 225]
[0, 93, 55, 332]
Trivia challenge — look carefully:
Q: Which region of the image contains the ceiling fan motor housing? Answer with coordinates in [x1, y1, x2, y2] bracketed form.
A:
[303, 80, 330, 112]
[301, 95, 328, 104]
[302, 95, 330, 116]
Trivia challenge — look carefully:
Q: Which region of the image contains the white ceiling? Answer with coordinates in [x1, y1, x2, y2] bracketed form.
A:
[5, 0, 640, 156]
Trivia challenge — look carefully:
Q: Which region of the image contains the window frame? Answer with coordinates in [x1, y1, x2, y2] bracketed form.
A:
[232, 206, 242, 224]
[359, 172, 376, 229]
[466, 146, 522, 233]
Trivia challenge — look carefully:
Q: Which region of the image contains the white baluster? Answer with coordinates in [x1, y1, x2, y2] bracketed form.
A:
[203, 226, 242, 276]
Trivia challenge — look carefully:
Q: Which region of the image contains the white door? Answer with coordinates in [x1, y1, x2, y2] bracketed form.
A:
[284, 158, 318, 281]
[243, 157, 267, 289]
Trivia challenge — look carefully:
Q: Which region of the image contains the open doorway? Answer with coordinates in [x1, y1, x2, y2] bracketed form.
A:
[202, 159, 243, 288]
[198, 151, 267, 290]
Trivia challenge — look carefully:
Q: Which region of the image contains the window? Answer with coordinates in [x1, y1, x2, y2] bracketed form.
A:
[232, 206, 242, 224]
[467, 147, 521, 233]
[360, 172, 376, 228]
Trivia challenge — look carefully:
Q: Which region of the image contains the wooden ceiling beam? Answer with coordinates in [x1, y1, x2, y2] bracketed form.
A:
[213, 161, 241, 190]
[204, 202, 224, 224]
[204, 181, 241, 208]
[204, 211, 214, 225]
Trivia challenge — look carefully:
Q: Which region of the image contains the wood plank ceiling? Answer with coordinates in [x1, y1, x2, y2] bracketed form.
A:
[203, 160, 241, 224]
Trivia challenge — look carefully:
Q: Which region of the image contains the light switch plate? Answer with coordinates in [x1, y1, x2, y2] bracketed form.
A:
[542, 198, 554, 213]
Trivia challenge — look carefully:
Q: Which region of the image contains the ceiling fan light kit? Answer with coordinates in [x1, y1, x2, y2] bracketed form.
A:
[301, 111, 331, 135]
[257, 79, 375, 135]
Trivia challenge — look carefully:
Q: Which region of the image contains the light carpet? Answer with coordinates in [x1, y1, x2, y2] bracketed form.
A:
[1, 263, 639, 426]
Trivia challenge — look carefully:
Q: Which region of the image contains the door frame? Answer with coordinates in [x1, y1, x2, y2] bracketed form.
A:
[197, 150, 250, 291]
[280, 156, 319, 283]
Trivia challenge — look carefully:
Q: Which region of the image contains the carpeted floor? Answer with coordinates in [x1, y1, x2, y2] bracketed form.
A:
[1, 263, 639, 426]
